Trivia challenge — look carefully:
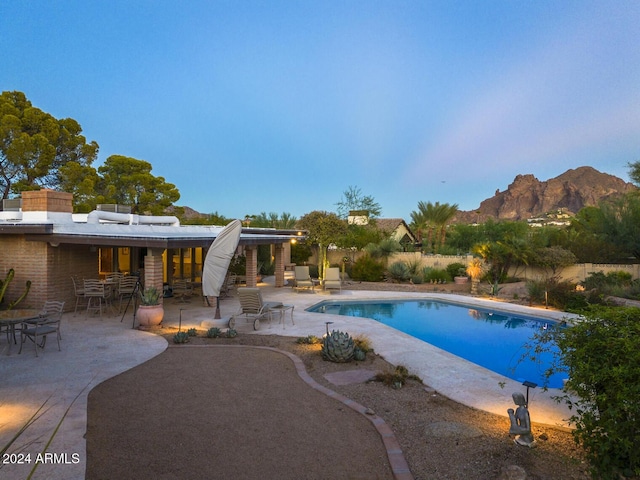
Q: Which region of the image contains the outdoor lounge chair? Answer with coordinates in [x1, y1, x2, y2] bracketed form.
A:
[293, 266, 315, 292]
[19, 300, 65, 356]
[323, 267, 342, 292]
[229, 287, 282, 330]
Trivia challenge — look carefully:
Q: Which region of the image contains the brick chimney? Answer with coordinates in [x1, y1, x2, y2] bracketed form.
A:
[21, 189, 74, 223]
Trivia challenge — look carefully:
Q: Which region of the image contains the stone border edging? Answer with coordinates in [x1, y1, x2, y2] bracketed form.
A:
[168, 344, 413, 480]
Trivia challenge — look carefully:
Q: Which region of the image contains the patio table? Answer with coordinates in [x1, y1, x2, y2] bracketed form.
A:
[268, 304, 295, 329]
[0, 309, 41, 355]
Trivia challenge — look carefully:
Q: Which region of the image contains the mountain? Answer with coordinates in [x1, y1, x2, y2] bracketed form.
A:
[453, 166, 637, 223]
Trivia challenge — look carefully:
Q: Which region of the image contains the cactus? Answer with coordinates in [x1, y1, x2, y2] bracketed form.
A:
[321, 330, 355, 363]
[173, 331, 190, 344]
[0, 269, 32, 310]
[140, 287, 161, 305]
[225, 328, 237, 338]
[206, 327, 222, 338]
[353, 347, 366, 362]
[186, 328, 197, 337]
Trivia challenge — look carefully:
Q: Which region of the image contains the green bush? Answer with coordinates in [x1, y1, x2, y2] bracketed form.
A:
[531, 307, 640, 479]
[526, 278, 586, 310]
[351, 255, 385, 282]
[423, 267, 450, 283]
[446, 262, 467, 279]
[582, 270, 633, 290]
[387, 261, 411, 282]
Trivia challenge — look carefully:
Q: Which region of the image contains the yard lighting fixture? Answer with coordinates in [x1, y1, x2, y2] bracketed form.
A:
[325, 321, 334, 335]
[522, 380, 537, 407]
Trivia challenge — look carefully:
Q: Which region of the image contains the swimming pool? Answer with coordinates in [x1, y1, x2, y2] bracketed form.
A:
[307, 299, 566, 388]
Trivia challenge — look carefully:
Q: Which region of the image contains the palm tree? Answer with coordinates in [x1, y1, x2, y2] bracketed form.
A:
[432, 202, 459, 250]
[410, 201, 458, 253]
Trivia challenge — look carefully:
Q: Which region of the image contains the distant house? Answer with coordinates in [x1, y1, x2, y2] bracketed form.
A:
[347, 210, 416, 248]
[375, 218, 417, 247]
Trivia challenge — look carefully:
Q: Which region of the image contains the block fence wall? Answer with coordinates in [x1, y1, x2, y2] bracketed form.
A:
[306, 248, 640, 282]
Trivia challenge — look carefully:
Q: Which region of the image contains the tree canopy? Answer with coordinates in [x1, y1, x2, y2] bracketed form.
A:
[95, 155, 180, 215]
[335, 185, 382, 219]
[297, 210, 348, 278]
[0, 90, 98, 199]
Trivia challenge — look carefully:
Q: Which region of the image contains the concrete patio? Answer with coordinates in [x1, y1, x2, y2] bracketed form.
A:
[0, 279, 577, 479]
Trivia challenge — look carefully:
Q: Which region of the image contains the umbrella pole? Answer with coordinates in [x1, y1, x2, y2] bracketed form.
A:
[215, 297, 221, 319]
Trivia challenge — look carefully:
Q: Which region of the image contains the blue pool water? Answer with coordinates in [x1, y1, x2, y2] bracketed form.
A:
[307, 299, 566, 388]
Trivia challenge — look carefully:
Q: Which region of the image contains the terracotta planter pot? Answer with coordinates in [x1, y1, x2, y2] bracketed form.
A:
[137, 305, 164, 326]
[454, 276, 469, 285]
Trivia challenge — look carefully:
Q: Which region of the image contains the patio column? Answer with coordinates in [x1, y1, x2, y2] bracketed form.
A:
[274, 243, 284, 288]
[245, 246, 257, 288]
[144, 248, 165, 305]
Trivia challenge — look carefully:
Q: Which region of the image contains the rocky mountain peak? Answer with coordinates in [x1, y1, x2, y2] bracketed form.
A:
[454, 166, 636, 223]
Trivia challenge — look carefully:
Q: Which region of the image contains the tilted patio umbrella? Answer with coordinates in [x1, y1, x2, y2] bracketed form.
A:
[202, 219, 242, 319]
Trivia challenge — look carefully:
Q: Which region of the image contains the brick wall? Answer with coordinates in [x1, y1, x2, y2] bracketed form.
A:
[21, 190, 73, 213]
[1, 236, 98, 311]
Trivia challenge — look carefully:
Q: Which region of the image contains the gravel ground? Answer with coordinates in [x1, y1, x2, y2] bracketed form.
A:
[154, 331, 590, 480]
[88, 281, 591, 479]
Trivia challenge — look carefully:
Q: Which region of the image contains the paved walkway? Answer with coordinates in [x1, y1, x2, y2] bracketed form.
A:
[0, 281, 576, 479]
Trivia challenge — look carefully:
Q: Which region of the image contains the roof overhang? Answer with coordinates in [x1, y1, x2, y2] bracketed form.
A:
[1, 223, 305, 249]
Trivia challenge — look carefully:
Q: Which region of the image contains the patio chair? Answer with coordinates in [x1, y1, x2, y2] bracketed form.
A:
[117, 276, 139, 313]
[19, 301, 65, 356]
[84, 279, 110, 316]
[293, 266, 315, 292]
[220, 273, 237, 299]
[71, 275, 87, 314]
[229, 287, 282, 330]
[324, 267, 342, 292]
[172, 279, 193, 303]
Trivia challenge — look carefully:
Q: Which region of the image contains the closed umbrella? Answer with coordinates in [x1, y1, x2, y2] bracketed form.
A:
[202, 219, 242, 318]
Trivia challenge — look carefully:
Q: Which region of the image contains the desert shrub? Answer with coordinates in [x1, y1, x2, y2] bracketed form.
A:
[446, 262, 467, 279]
[530, 306, 640, 479]
[582, 270, 633, 291]
[186, 328, 197, 337]
[411, 273, 423, 284]
[373, 365, 422, 389]
[387, 261, 411, 282]
[296, 335, 321, 345]
[423, 268, 450, 283]
[352, 334, 373, 353]
[526, 278, 587, 310]
[351, 255, 385, 282]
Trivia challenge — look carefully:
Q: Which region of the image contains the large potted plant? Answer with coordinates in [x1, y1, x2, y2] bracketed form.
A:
[137, 286, 164, 326]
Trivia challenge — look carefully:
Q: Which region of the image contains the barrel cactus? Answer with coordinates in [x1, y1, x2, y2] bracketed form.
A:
[322, 330, 355, 363]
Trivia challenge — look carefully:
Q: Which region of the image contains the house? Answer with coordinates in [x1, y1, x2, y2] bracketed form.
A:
[347, 210, 416, 248]
[0, 190, 303, 310]
[374, 218, 417, 247]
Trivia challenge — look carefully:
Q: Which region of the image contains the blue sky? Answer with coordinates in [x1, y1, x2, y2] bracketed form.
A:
[1, 1, 639, 221]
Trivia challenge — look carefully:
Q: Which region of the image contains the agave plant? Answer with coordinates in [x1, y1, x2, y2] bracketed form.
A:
[321, 330, 355, 363]
[173, 331, 190, 344]
[206, 327, 222, 338]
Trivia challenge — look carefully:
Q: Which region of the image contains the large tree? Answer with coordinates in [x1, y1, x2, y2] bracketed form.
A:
[0, 91, 98, 200]
[296, 211, 348, 279]
[96, 155, 180, 215]
[335, 185, 382, 219]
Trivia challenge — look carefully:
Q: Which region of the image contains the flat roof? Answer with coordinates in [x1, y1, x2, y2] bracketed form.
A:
[0, 222, 304, 248]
